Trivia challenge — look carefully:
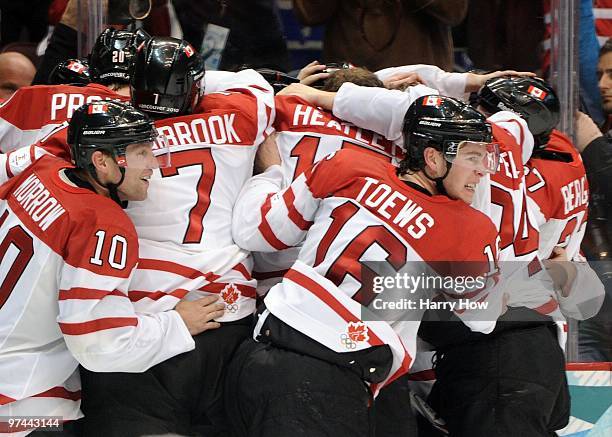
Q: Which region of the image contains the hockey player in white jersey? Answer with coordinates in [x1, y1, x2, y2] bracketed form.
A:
[0, 101, 225, 436]
[253, 67, 408, 293]
[225, 95, 503, 437]
[79, 37, 274, 437]
[276, 75, 602, 436]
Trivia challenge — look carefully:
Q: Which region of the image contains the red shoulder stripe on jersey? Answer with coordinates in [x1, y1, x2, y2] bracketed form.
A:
[232, 262, 252, 280]
[285, 268, 384, 346]
[283, 187, 314, 230]
[138, 258, 220, 282]
[198, 283, 257, 299]
[252, 269, 288, 280]
[129, 288, 189, 302]
[0, 394, 16, 405]
[59, 317, 138, 335]
[29, 144, 36, 163]
[533, 297, 559, 315]
[59, 288, 127, 300]
[33, 386, 81, 401]
[258, 193, 290, 250]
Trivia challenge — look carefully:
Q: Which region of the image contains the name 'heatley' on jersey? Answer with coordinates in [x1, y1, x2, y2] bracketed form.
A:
[11, 173, 65, 231]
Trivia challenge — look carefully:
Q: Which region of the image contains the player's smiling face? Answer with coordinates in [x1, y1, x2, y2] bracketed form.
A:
[117, 167, 153, 201]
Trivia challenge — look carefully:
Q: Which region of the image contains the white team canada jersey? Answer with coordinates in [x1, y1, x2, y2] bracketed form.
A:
[0, 156, 193, 435]
[253, 95, 404, 292]
[525, 130, 604, 320]
[0, 83, 126, 153]
[125, 71, 274, 322]
[233, 149, 502, 395]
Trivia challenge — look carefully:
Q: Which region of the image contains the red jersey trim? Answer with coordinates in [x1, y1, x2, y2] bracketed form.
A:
[258, 193, 290, 250]
[33, 386, 81, 401]
[129, 288, 189, 302]
[138, 258, 220, 282]
[58, 288, 127, 300]
[59, 317, 138, 335]
[284, 268, 384, 346]
[283, 187, 314, 230]
[533, 297, 560, 315]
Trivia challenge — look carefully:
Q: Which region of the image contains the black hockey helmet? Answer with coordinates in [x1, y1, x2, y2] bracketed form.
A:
[401, 95, 495, 176]
[67, 100, 161, 205]
[68, 100, 158, 171]
[256, 68, 300, 93]
[48, 58, 91, 85]
[477, 76, 560, 148]
[130, 36, 205, 117]
[89, 28, 150, 85]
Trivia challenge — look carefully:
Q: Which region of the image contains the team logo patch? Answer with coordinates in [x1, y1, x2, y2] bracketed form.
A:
[184, 45, 195, 58]
[422, 96, 442, 107]
[88, 103, 108, 114]
[340, 321, 369, 349]
[67, 60, 86, 73]
[221, 284, 240, 313]
[527, 85, 547, 100]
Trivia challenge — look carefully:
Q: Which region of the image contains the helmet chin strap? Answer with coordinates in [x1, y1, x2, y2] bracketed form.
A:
[89, 165, 128, 208]
[423, 160, 451, 196]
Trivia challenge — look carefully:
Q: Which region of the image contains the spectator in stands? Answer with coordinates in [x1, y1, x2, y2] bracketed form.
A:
[0, 0, 51, 48]
[292, 0, 467, 71]
[0, 51, 36, 100]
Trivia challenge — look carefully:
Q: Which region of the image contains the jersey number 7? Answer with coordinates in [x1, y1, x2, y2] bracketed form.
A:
[160, 148, 216, 244]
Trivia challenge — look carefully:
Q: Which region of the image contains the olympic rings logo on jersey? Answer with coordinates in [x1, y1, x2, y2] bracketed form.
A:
[340, 333, 358, 350]
[340, 321, 370, 350]
[221, 284, 240, 313]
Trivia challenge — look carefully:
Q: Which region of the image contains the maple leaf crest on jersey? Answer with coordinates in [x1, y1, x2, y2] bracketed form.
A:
[221, 284, 240, 306]
[347, 321, 369, 343]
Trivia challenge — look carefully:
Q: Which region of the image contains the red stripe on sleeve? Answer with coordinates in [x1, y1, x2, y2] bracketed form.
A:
[283, 188, 314, 230]
[533, 298, 559, 315]
[4, 152, 13, 178]
[0, 394, 16, 405]
[59, 317, 138, 335]
[257, 193, 290, 250]
[33, 387, 81, 401]
[232, 262, 252, 280]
